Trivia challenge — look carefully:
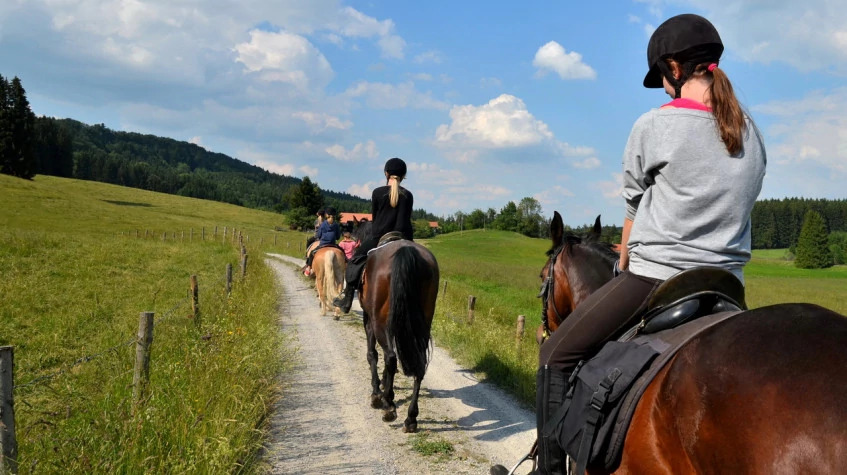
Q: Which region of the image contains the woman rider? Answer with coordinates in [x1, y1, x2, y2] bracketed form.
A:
[533, 14, 766, 473]
[333, 157, 414, 313]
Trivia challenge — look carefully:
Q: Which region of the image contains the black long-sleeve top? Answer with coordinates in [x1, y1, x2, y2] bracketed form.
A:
[371, 185, 414, 241]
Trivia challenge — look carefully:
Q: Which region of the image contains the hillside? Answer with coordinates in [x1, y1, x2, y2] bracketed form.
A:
[35, 117, 372, 213]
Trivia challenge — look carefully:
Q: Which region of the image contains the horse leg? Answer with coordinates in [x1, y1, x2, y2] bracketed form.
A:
[380, 344, 398, 423]
[365, 320, 383, 409]
[403, 376, 422, 433]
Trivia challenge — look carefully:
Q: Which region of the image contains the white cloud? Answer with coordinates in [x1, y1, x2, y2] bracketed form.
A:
[596, 173, 624, 200]
[188, 136, 203, 146]
[345, 81, 449, 110]
[407, 162, 467, 186]
[254, 160, 295, 176]
[534, 185, 576, 209]
[572, 157, 602, 169]
[414, 50, 443, 64]
[348, 181, 378, 198]
[435, 94, 553, 148]
[234, 29, 333, 90]
[299, 165, 319, 176]
[292, 111, 352, 133]
[755, 88, 847, 175]
[325, 140, 379, 161]
[434, 95, 595, 166]
[533, 41, 597, 80]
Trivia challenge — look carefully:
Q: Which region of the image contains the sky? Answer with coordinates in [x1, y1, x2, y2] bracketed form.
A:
[1, 0, 846, 226]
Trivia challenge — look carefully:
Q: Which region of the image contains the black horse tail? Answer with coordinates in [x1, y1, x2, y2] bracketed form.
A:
[389, 245, 432, 380]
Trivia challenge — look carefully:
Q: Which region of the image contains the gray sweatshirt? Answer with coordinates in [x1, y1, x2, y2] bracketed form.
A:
[622, 106, 766, 283]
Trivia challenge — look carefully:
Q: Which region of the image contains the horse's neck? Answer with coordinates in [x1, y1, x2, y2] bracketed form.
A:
[565, 249, 613, 306]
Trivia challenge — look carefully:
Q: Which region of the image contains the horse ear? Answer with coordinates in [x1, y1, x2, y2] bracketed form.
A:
[551, 211, 564, 247]
[592, 215, 602, 238]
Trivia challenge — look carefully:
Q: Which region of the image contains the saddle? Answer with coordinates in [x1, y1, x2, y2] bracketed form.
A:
[546, 267, 746, 474]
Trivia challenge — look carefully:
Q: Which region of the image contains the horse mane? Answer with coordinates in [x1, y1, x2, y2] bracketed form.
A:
[547, 231, 619, 265]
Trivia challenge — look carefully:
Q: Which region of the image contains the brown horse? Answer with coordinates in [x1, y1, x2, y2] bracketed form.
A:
[312, 246, 346, 319]
[359, 238, 439, 433]
[537, 210, 847, 473]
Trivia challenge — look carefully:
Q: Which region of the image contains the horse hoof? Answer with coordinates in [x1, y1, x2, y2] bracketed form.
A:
[333, 314, 339, 321]
[371, 395, 383, 409]
[382, 409, 397, 422]
[402, 422, 417, 433]
[489, 465, 509, 475]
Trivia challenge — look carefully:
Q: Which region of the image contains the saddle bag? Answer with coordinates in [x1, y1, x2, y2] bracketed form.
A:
[543, 341, 659, 474]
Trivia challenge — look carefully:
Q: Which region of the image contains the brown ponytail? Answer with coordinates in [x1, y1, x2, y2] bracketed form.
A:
[703, 65, 746, 155]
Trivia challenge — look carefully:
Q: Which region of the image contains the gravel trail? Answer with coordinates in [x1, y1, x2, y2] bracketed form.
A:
[262, 253, 536, 474]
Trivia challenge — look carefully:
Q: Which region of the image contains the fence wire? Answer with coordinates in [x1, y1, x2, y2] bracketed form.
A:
[13, 264, 235, 394]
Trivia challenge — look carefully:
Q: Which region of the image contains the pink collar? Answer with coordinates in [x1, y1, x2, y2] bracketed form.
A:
[662, 98, 712, 112]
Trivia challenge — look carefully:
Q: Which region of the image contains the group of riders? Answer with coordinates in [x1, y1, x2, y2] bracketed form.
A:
[303, 13, 768, 474]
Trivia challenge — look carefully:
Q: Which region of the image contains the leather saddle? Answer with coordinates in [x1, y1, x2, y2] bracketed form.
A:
[377, 231, 405, 247]
[623, 267, 746, 339]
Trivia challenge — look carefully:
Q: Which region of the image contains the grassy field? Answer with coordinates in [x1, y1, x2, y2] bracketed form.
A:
[4, 174, 846, 471]
[0, 175, 310, 473]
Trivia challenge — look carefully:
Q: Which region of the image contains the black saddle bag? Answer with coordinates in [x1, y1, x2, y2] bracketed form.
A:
[543, 341, 658, 473]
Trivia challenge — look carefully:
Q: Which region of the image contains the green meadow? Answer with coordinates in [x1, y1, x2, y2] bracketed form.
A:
[1, 174, 307, 473]
[3, 174, 845, 472]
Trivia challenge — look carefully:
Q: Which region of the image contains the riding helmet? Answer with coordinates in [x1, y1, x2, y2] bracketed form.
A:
[383, 157, 407, 177]
[324, 206, 336, 217]
[643, 13, 723, 88]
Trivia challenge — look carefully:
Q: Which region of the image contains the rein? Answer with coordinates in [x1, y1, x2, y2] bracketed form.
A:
[539, 245, 568, 339]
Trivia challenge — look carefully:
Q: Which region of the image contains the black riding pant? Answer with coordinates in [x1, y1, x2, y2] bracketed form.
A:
[344, 236, 378, 289]
[539, 271, 662, 373]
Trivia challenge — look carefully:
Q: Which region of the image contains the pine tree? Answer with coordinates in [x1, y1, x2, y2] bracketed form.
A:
[8, 77, 36, 178]
[795, 210, 832, 269]
[0, 74, 11, 176]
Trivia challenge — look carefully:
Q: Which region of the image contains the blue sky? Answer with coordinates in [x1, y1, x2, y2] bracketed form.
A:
[2, 0, 845, 226]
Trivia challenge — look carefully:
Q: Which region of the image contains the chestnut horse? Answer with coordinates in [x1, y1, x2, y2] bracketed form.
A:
[312, 246, 346, 319]
[359, 237, 439, 433]
[537, 211, 847, 473]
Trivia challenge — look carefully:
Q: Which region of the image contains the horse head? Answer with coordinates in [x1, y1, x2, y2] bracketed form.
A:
[537, 211, 619, 344]
[352, 217, 372, 242]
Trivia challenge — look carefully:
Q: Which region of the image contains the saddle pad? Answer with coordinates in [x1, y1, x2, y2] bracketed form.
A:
[367, 238, 404, 255]
[603, 310, 740, 469]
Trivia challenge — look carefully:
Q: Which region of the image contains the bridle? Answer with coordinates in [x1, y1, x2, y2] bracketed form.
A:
[538, 244, 569, 340]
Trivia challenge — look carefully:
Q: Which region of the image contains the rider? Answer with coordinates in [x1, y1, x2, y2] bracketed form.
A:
[332, 157, 414, 313]
[533, 14, 766, 473]
[304, 206, 341, 275]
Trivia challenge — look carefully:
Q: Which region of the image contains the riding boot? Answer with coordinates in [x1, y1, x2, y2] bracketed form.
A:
[333, 255, 366, 313]
[536, 365, 569, 475]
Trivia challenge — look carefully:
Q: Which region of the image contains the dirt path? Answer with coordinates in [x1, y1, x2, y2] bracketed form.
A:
[263, 253, 536, 474]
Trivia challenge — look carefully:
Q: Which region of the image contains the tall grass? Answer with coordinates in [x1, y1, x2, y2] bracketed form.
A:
[423, 230, 847, 408]
[0, 175, 302, 473]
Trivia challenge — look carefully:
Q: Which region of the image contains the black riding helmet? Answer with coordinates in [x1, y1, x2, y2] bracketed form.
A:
[643, 14, 723, 98]
[384, 157, 407, 177]
[324, 206, 337, 217]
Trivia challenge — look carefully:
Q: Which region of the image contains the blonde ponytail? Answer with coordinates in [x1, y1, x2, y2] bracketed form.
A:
[388, 175, 400, 207]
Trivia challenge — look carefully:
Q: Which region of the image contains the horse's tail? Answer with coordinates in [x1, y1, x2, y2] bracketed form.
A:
[321, 249, 342, 305]
[389, 245, 432, 379]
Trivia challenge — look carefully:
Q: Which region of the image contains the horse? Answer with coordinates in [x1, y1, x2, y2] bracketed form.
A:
[358, 233, 439, 433]
[536, 210, 847, 473]
[312, 246, 346, 319]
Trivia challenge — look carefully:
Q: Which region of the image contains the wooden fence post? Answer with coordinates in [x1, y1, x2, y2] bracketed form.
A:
[190, 275, 200, 327]
[240, 247, 248, 279]
[223, 226, 228, 243]
[226, 263, 233, 296]
[441, 281, 448, 301]
[133, 312, 154, 409]
[467, 296, 476, 324]
[190, 228, 194, 241]
[0, 346, 17, 475]
[274, 234, 277, 245]
[516, 315, 526, 346]
[202, 227, 205, 241]
[214, 226, 218, 238]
